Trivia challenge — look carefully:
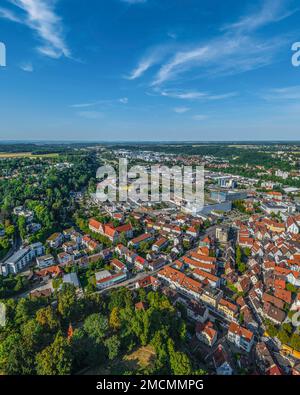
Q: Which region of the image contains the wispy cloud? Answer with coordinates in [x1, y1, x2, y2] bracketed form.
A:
[263, 85, 300, 100]
[173, 107, 190, 114]
[0, 6, 22, 22]
[161, 90, 207, 100]
[152, 34, 286, 86]
[153, 46, 209, 86]
[119, 97, 129, 104]
[126, 44, 177, 80]
[77, 111, 104, 120]
[128, 0, 295, 87]
[222, 0, 299, 33]
[160, 89, 237, 101]
[70, 102, 100, 109]
[71, 97, 129, 108]
[20, 62, 34, 72]
[126, 52, 162, 80]
[0, 0, 70, 59]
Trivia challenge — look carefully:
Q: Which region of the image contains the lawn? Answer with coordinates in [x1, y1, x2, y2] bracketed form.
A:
[123, 345, 156, 369]
[83, 345, 156, 375]
[0, 152, 59, 159]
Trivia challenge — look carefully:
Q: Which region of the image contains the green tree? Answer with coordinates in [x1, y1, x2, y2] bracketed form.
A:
[17, 216, 27, 240]
[277, 329, 290, 345]
[0, 332, 35, 375]
[290, 334, 300, 352]
[57, 284, 77, 321]
[105, 335, 121, 360]
[36, 333, 73, 375]
[36, 306, 60, 331]
[236, 245, 242, 266]
[167, 338, 192, 375]
[83, 313, 109, 344]
[109, 307, 121, 331]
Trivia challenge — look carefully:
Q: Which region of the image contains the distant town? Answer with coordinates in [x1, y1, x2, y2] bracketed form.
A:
[0, 141, 300, 375]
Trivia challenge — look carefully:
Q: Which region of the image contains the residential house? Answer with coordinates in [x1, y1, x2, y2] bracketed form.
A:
[227, 322, 254, 353]
[63, 272, 81, 289]
[196, 321, 217, 347]
[200, 285, 223, 308]
[95, 270, 127, 290]
[36, 254, 55, 269]
[263, 302, 286, 325]
[186, 300, 209, 323]
[152, 237, 168, 252]
[1, 242, 45, 276]
[148, 257, 166, 272]
[218, 298, 239, 321]
[193, 269, 220, 288]
[128, 233, 154, 248]
[57, 252, 73, 266]
[135, 276, 160, 290]
[111, 258, 127, 273]
[134, 255, 148, 271]
[212, 345, 233, 375]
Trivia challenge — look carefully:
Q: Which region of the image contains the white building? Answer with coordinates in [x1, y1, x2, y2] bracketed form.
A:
[36, 254, 55, 269]
[1, 242, 44, 276]
[227, 322, 254, 353]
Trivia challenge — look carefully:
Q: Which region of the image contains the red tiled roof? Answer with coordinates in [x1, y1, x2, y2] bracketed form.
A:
[115, 223, 132, 233]
[228, 322, 253, 342]
[89, 218, 101, 230]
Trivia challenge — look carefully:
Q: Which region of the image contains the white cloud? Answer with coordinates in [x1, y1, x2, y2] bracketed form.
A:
[160, 89, 237, 101]
[71, 97, 129, 108]
[152, 33, 286, 86]
[127, 0, 294, 87]
[0, 0, 70, 59]
[173, 107, 190, 114]
[161, 90, 206, 100]
[222, 0, 299, 33]
[126, 44, 176, 80]
[77, 111, 104, 119]
[153, 46, 209, 86]
[70, 102, 99, 108]
[20, 62, 33, 72]
[126, 53, 160, 80]
[263, 85, 300, 100]
[0, 6, 22, 22]
[208, 92, 238, 100]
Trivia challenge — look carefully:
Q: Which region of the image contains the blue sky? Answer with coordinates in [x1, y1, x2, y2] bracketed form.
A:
[0, 0, 300, 141]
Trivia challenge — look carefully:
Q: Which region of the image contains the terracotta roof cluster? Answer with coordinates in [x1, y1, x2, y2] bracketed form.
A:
[228, 322, 253, 342]
[158, 266, 203, 295]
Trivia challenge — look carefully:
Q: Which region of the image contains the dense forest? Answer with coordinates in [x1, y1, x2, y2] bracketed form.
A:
[0, 286, 204, 375]
[0, 152, 99, 246]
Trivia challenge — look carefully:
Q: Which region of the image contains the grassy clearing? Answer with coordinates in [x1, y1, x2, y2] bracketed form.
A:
[83, 345, 156, 375]
[123, 345, 156, 369]
[0, 152, 59, 159]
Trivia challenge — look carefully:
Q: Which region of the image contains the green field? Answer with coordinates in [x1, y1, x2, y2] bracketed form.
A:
[0, 152, 59, 159]
[83, 345, 156, 375]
